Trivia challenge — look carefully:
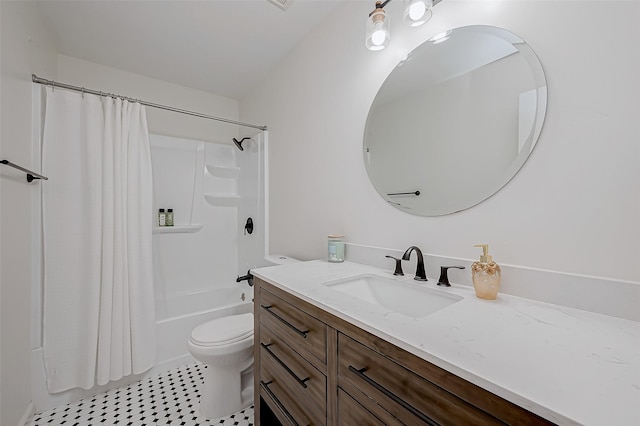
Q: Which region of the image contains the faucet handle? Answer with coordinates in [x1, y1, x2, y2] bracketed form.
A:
[437, 266, 465, 287]
[385, 255, 404, 276]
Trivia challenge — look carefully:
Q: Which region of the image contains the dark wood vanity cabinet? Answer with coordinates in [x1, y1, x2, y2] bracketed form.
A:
[254, 278, 554, 426]
[256, 283, 328, 425]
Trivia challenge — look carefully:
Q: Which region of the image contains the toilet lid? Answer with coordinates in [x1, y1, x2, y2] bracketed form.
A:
[190, 313, 253, 347]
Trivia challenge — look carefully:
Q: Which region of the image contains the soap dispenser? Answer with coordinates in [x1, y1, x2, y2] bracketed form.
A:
[471, 244, 501, 300]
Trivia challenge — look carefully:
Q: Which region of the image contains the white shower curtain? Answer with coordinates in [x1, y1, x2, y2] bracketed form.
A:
[42, 86, 155, 393]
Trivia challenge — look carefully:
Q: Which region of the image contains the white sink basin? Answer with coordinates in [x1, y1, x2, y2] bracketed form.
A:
[324, 274, 462, 318]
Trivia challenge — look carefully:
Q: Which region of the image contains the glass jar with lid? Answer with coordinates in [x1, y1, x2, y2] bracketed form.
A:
[328, 235, 345, 263]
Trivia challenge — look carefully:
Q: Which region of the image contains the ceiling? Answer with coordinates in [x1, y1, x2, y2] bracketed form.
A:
[36, 0, 343, 100]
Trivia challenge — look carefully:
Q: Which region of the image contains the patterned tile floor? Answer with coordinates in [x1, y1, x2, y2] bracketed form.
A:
[27, 363, 254, 426]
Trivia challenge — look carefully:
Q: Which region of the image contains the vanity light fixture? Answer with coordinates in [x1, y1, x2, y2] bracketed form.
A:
[366, 0, 440, 51]
[403, 0, 433, 27]
[366, 1, 391, 51]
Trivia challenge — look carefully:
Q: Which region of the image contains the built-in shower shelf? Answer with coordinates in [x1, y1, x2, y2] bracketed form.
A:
[204, 193, 240, 207]
[153, 224, 203, 234]
[205, 165, 240, 179]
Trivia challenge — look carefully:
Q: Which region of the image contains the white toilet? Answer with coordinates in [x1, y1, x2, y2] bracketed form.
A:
[188, 256, 300, 419]
[188, 312, 254, 419]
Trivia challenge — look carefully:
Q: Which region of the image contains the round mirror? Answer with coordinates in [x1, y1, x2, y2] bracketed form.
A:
[364, 25, 547, 216]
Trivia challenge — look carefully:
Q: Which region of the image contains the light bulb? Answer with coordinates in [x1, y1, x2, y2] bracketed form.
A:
[371, 23, 386, 46]
[403, 0, 433, 27]
[408, 2, 426, 21]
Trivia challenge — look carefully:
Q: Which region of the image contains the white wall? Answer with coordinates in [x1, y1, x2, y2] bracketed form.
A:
[241, 0, 640, 283]
[0, 2, 58, 424]
[57, 55, 240, 144]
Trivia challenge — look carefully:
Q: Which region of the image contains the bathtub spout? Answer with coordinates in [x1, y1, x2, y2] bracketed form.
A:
[236, 270, 254, 287]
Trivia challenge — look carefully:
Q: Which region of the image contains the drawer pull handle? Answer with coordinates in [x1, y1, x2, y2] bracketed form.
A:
[261, 380, 303, 426]
[260, 304, 309, 338]
[262, 343, 310, 389]
[348, 365, 439, 426]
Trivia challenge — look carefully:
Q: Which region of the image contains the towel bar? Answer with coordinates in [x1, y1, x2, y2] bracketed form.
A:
[0, 159, 48, 182]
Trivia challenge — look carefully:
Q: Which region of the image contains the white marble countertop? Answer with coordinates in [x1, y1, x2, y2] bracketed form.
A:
[252, 260, 640, 426]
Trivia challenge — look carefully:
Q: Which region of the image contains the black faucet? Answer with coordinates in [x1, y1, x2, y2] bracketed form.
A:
[402, 246, 427, 281]
[236, 270, 254, 287]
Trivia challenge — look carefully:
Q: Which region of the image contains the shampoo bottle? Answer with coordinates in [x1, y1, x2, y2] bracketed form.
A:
[471, 244, 501, 300]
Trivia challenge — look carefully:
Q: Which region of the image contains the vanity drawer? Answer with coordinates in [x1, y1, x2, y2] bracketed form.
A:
[338, 388, 389, 426]
[338, 333, 502, 426]
[259, 287, 327, 365]
[260, 323, 327, 422]
[259, 375, 318, 426]
[261, 344, 326, 426]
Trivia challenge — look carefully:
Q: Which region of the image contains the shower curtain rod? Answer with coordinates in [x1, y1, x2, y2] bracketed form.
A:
[32, 74, 268, 131]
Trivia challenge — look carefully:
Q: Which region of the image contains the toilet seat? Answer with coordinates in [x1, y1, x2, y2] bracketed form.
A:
[190, 313, 253, 347]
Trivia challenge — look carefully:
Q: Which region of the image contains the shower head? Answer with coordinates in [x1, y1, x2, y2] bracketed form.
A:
[233, 137, 250, 151]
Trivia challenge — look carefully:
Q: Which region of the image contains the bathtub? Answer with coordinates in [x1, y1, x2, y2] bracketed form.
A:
[156, 286, 254, 365]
